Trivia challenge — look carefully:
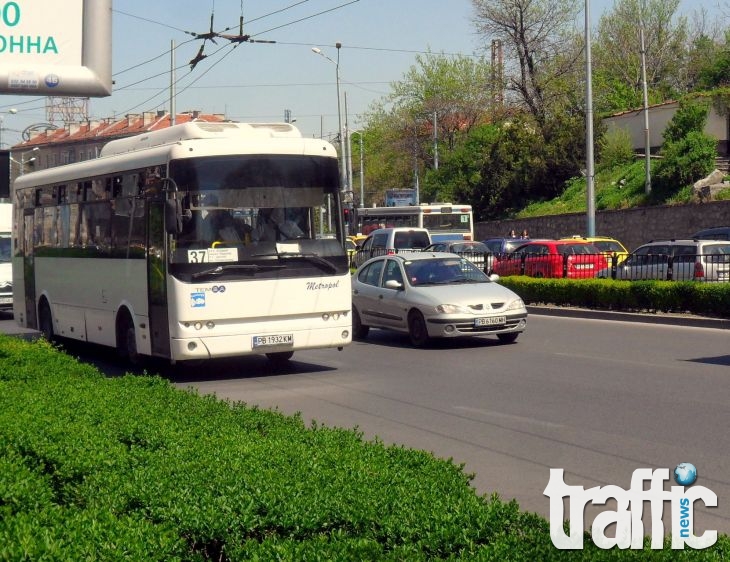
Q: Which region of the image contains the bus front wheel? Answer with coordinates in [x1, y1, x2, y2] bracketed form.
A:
[266, 351, 293, 367]
[116, 311, 140, 366]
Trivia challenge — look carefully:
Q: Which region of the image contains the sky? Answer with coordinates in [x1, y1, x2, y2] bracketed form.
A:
[0, 0, 724, 148]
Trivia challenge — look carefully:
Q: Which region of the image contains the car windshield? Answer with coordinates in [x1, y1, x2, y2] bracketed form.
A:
[453, 242, 487, 253]
[404, 257, 488, 286]
[555, 243, 600, 254]
[592, 241, 624, 252]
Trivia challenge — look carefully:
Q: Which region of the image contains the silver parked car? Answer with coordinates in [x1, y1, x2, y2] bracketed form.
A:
[351, 252, 527, 347]
[423, 240, 491, 271]
[596, 239, 730, 282]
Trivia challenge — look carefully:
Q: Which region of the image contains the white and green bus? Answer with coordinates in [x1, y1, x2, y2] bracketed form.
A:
[12, 121, 352, 364]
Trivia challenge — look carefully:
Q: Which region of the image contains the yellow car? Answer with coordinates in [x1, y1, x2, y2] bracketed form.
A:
[559, 235, 629, 265]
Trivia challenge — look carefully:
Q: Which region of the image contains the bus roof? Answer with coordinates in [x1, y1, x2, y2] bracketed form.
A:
[14, 122, 336, 189]
[100, 121, 302, 157]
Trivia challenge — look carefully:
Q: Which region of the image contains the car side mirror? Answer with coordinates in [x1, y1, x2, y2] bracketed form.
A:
[384, 279, 404, 290]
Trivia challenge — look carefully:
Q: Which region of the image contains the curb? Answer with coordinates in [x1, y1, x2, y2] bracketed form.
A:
[526, 305, 730, 330]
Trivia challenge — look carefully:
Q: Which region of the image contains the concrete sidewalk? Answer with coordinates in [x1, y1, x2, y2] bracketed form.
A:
[527, 305, 730, 330]
[0, 313, 41, 341]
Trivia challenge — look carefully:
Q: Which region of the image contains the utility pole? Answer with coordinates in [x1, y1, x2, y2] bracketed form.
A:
[640, 0, 651, 195]
[585, 0, 595, 237]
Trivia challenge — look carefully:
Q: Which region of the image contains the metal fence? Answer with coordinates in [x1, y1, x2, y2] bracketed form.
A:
[350, 249, 730, 283]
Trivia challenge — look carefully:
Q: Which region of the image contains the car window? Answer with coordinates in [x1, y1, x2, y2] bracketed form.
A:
[394, 231, 430, 249]
[358, 260, 384, 286]
[382, 259, 404, 286]
[372, 233, 388, 249]
[704, 243, 730, 256]
[593, 241, 624, 252]
[361, 237, 373, 251]
[485, 240, 502, 253]
[673, 245, 698, 263]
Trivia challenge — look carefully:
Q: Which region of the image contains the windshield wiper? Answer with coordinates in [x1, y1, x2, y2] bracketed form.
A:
[278, 252, 338, 273]
[191, 263, 285, 279]
[253, 251, 338, 274]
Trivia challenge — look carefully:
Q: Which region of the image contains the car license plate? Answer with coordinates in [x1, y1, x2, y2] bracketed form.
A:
[474, 316, 506, 327]
[253, 334, 293, 348]
[575, 263, 594, 269]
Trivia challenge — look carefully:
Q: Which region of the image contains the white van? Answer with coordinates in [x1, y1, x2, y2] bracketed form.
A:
[353, 227, 432, 268]
[0, 203, 11, 311]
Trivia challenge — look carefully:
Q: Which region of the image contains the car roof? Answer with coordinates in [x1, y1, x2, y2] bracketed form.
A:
[365, 251, 465, 264]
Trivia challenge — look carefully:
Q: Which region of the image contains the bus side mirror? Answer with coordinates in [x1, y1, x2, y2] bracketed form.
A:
[165, 198, 182, 235]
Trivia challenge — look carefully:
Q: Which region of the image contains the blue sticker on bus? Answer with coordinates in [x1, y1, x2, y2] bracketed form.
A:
[191, 292, 206, 307]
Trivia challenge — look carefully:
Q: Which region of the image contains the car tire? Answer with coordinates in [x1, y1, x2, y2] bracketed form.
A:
[497, 332, 519, 344]
[352, 306, 369, 339]
[408, 310, 429, 348]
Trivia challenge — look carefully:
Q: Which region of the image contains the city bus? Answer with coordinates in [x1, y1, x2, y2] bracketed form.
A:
[12, 121, 352, 365]
[356, 204, 474, 242]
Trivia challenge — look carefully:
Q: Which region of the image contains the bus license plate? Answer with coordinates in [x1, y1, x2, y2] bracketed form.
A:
[0, 297, 11, 304]
[253, 334, 293, 348]
[474, 316, 506, 327]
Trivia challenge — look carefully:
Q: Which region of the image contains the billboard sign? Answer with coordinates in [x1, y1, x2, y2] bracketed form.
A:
[385, 189, 416, 207]
[0, 0, 112, 97]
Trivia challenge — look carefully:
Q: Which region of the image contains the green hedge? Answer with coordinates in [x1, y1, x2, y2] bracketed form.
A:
[1, 336, 729, 560]
[498, 276, 730, 317]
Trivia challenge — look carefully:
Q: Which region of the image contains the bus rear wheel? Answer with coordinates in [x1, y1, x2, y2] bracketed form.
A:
[38, 300, 54, 341]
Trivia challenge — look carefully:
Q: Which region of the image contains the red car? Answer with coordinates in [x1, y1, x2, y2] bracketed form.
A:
[493, 239, 608, 279]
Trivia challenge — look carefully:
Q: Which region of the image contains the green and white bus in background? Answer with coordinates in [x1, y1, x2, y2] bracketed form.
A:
[356, 203, 474, 242]
[12, 121, 352, 364]
[0, 202, 12, 311]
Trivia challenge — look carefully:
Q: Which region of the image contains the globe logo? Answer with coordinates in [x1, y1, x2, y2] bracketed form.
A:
[674, 463, 697, 486]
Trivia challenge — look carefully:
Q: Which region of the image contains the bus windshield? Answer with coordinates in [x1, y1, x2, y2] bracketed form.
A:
[168, 155, 348, 276]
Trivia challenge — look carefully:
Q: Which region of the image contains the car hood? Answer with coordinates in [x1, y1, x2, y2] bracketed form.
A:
[407, 282, 523, 308]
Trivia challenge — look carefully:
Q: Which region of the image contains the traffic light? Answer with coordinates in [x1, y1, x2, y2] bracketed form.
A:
[343, 207, 351, 223]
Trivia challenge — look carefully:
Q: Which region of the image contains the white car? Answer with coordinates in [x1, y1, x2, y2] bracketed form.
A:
[352, 252, 527, 347]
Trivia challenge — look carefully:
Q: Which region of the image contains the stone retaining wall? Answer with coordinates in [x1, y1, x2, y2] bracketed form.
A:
[475, 200, 730, 251]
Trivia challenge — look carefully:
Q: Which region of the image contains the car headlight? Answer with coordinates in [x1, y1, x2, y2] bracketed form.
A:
[436, 304, 472, 314]
[505, 298, 525, 311]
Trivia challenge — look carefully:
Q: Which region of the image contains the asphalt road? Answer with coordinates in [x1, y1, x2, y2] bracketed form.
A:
[169, 315, 730, 538]
[3, 309, 729, 538]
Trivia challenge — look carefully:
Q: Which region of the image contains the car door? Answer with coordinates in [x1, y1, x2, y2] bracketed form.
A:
[376, 258, 408, 329]
[670, 245, 697, 281]
[353, 259, 385, 326]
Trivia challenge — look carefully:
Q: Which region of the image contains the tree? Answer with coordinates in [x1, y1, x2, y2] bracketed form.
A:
[471, 0, 582, 128]
[592, 0, 688, 113]
[359, 53, 494, 205]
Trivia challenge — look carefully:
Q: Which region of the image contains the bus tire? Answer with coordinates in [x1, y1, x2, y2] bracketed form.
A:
[38, 299, 54, 341]
[116, 310, 141, 366]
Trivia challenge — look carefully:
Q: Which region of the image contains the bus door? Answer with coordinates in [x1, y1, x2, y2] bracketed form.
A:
[147, 200, 171, 357]
[22, 208, 37, 328]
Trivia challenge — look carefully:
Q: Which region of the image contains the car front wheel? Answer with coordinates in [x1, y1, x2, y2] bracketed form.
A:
[497, 332, 519, 344]
[408, 310, 429, 348]
[352, 306, 369, 339]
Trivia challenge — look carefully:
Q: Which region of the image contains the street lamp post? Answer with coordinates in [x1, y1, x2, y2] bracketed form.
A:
[0, 108, 18, 149]
[311, 44, 345, 178]
[311, 43, 346, 194]
[349, 130, 364, 208]
[10, 147, 39, 176]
